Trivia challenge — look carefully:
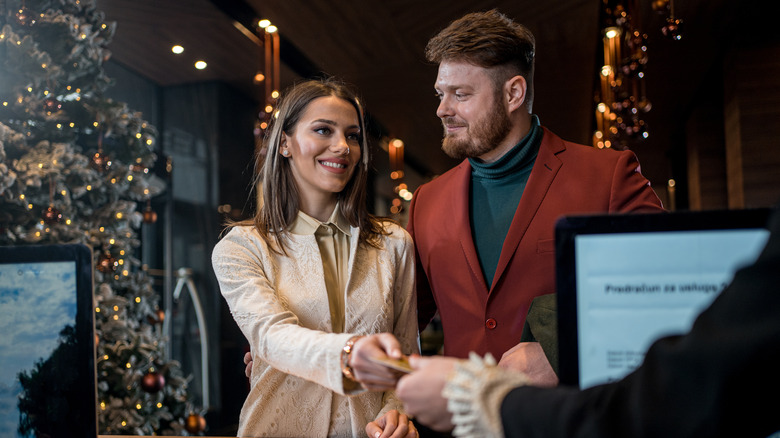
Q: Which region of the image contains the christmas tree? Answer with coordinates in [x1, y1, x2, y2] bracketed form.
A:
[0, 0, 204, 434]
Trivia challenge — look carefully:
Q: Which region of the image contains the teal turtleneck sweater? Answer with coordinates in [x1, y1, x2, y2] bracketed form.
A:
[469, 115, 542, 288]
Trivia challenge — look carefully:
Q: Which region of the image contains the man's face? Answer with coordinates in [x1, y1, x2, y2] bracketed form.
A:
[434, 61, 511, 160]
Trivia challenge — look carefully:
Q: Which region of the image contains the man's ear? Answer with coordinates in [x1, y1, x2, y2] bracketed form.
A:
[505, 75, 527, 113]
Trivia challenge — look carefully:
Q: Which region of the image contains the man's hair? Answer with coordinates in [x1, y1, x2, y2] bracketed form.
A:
[240, 77, 390, 254]
[426, 9, 536, 111]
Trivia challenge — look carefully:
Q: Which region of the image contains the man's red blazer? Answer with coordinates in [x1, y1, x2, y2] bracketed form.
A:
[407, 127, 665, 359]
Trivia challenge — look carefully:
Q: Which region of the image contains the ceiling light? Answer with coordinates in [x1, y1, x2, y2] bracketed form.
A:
[258, 19, 271, 28]
[171, 45, 184, 54]
[194, 60, 207, 70]
[266, 25, 278, 33]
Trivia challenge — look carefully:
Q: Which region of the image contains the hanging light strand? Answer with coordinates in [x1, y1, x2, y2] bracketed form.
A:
[593, 0, 650, 149]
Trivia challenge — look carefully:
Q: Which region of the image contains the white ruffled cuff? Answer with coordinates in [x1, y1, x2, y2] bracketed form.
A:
[442, 352, 530, 438]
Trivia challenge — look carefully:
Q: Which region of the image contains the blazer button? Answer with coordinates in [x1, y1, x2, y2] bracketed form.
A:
[485, 318, 497, 329]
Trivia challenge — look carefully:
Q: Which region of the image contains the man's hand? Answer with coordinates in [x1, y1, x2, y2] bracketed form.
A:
[350, 333, 406, 391]
[498, 341, 558, 387]
[243, 351, 253, 379]
[365, 409, 417, 438]
[396, 355, 458, 432]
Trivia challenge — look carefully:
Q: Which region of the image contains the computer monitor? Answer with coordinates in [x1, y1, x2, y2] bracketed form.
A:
[0, 243, 97, 438]
[556, 209, 771, 389]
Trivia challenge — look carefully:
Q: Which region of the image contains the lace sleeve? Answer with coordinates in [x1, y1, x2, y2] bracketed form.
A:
[443, 353, 530, 438]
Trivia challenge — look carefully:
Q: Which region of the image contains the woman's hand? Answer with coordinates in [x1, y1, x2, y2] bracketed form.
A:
[350, 333, 405, 391]
[365, 409, 417, 438]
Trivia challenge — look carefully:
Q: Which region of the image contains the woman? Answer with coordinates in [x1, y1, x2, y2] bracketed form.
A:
[212, 78, 418, 438]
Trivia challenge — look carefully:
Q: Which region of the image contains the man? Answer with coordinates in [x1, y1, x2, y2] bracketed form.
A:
[407, 9, 663, 377]
[397, 204, 780, 438]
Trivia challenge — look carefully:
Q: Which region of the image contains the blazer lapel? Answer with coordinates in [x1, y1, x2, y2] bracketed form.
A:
[449, 161, 490, 293]
[490, 128, 565, 291]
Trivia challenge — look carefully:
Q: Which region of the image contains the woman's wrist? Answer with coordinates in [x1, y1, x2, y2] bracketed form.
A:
[341, 335, 364, 381]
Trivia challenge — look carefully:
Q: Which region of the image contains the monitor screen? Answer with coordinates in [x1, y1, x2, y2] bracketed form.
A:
[0, 244, 97, 438]
[556, 209, 772, 389]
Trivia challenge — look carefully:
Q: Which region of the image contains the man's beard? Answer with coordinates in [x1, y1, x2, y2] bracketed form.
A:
[441, 99, 512, 161]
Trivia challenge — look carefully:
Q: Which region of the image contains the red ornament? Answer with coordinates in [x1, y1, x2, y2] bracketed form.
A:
[43, 97, 62, 114]
[42, 206, 62, 224]
[96, 252, 116, 273]
[184, 413, 206, 434]
[142, 206, 158, 224]
[140, 370, 165, 393]
[90, 151, 111, 172]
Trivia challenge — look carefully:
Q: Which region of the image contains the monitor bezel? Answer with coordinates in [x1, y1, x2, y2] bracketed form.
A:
[0, 243, 97, 438]
[555, 208, 772, 388]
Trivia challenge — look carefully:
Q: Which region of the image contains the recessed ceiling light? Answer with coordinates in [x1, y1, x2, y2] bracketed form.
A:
[195, 60, 207, 70]
[171, 45, 184, 54]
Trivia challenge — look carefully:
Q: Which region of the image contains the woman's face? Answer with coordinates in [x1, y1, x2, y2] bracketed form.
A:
[281, 95, 362, 214]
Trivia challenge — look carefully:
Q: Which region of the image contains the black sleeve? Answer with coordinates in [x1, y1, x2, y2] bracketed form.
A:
[502, 207, 780, 438]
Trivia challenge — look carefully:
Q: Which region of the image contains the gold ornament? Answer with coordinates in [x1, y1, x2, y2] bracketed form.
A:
[142, 205, 158, 224]
[184, 413, 206, 434]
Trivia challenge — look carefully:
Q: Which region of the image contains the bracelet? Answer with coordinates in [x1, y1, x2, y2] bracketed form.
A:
[341, 335, 364, 381]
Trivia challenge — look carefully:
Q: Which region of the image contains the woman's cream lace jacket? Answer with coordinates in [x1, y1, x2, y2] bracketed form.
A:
[212, 222, 418, 437]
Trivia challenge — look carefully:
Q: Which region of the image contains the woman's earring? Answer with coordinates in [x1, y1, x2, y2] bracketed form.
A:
[282, 149, 289, 157]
